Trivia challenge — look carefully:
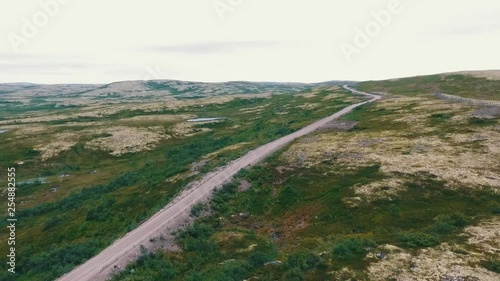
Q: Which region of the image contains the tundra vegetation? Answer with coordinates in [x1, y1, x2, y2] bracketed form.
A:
[1, 74, 499, 280]
[108, 74, 498, 281]
[0, 80, 358, 280]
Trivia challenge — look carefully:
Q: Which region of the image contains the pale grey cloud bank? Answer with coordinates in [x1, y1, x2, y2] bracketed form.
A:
[0, 0, 499, 84]
[145, 41, 280, 54]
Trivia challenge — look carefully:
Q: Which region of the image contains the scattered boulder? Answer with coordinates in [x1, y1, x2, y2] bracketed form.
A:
[264, 260, 282, 266]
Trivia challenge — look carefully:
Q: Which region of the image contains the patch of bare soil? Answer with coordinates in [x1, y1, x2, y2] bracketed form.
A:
[191, 159, 208, 173]
[318, 120, 358, 132]
[298, 90, 321, 99]
[276, 166, 295, 174]
[367, 243, 499, 281]
[352, 178, 406, 203]
[144, 94, 272, 111]
[238, 180, 252, 192]
[11, 124, 50, 137]
[214, 231, 245, 243]
[0, 93, 270, 127]
[322, 93, 342, 101]
[367, 218, 500, 280]
[265, 206, 320, 240]
[35, 132, 78, 160]
[464, 217, 500, 255]
[239, 104, 269, 114]
[172, 122, 211, 137]
[288, 133, 500, 190]
[282, 95, 500, 192]
[179, 159, 209, 179]
[296, 103, 321, 110]
[85, 126, 169, 155]
[328, 267, 359, 280]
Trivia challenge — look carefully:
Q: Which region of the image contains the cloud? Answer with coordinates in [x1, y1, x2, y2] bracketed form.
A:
[143, 40, 280, 54]
[437, 23, 500, 37]
[1, 62, 88, 71]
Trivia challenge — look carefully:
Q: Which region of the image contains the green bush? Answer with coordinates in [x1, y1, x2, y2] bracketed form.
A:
[431, 113, 451, 120]
[468, 117, 496, 125]
[211, 183, 238, 214]
[248, 251, 271, 267]
[178, 223, 214, 239]
[217, 260, 251, 281]
[332, 237, 376, 260]
[285, 251, 322, 271]
[190, 203, 205, 217]
[399, 232, 439, 248]
[431, 221, 455, 234]
[42, 216, 66, 231]
[431, 212, 468, 234]
[388, 204, 401, 217]
[182, 238, 217, 254]
[178, 223, 217, 254]
[21, 239, 102, 279]
[185, 271, 206, 281]
[113, 252, 177, 280]
[491, 205, 500, 215]
[277, 185, 298, 208]
[283, 267, 305, 281]
[481, 259, 500, 273]
[86, 205, 107, 221]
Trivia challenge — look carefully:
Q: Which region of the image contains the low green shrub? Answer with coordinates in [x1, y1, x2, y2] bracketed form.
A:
[332, 237, 376, 260]
[399, 232, 439, 248]
[481, 259, 500, 273]
[283, 267, 305, 281]
[190, 203, 205, 217]
[285, 251, 323, 271]
[431, 212, 468, 234]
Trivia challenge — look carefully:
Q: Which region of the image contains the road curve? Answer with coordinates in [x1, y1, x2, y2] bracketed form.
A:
[57, 86, 380, 281]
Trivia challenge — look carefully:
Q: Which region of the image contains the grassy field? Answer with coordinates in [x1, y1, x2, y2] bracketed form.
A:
[0, 83, 364, 280]
[110, 76, 499, 280]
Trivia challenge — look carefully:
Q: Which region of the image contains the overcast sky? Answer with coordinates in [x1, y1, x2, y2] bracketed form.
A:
[1, 0, 499, 84]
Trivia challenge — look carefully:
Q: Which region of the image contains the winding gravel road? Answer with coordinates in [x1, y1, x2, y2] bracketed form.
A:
[57, 86, 380, 281]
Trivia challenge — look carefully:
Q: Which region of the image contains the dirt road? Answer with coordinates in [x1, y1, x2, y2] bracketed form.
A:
[57, 86, 380, 281]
